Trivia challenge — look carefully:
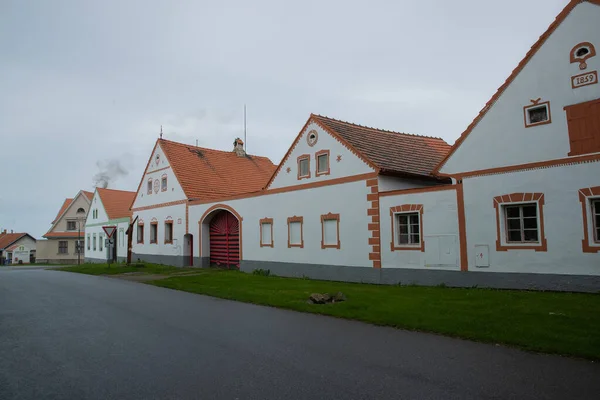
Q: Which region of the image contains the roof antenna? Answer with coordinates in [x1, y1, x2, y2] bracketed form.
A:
[244, 104, 247, 153]
[160, 125, 163, 139]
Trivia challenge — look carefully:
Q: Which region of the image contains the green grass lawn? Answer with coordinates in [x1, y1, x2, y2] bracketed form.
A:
[60, 264, 600, 359]
[58, 262, 186, 275]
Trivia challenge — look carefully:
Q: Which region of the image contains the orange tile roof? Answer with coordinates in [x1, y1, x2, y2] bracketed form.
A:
[159, 139, 277, 200]
[0, 233, 29, 250]
[434, 0, 600, 174]
[52, 199, 72, 224]
[43, 232, 84, 239]
[82, 191, 93, 201]
[97, 188, 136, 220]
[312, 114, 451, 178]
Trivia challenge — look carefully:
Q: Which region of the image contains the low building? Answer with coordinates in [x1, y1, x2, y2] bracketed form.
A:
[0, 231, 37, 265]
[84, 188, 136, 263]
[36, 190, 92, 264]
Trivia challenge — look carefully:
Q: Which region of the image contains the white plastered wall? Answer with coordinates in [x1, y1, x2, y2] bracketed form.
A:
[132, 203, 187, 257]
[379, 188, 460, 270]
[189, 179, 372, 268]
[463, 161, 600, 275]
[268, 122, 374, 189]
[440, 2, 600, 174]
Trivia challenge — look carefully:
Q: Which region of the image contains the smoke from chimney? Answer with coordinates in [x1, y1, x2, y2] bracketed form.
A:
[93, 159, 128, 189]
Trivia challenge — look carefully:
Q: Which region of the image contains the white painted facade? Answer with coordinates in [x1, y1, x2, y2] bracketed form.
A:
[131, 203, 187, 261]
[84, 191, 131, 262]
[440, 2, 600, 174]
[379, 188, 460, 270]
[190, 179, 373, 268]
[268, 121, 375, 189]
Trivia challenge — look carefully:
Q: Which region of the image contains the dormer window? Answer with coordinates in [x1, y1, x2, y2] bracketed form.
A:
[524, 101, 551, 128]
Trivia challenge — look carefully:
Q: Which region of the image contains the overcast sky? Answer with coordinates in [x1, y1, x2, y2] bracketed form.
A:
[0, 0, 567, 239]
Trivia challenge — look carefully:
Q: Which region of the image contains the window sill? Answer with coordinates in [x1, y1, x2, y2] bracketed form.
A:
[321, 243, 340, 249]
[260, 243, 274, 248]
[164, 240, 173, 244]
[288, 243, 304, 248]
[496, 239, 547, 252]
[391, 243, 424, 252]
[524, 120, 551, 128]
[298, 175, 310, 180]
[316, 171, 330, 177]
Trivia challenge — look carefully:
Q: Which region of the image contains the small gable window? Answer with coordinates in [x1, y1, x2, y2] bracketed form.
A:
[67, 221, 76, 231]
[524, 101, 551, 128]
[161, 174, 167, 192]
[147, 179, 153, 195]
[297, 155, 310, 180]
[316, 150, 330, 176]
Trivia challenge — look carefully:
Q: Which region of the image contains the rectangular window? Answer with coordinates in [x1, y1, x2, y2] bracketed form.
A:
[297, 155, 310, 179]
[260, 218, 273, 247]
[287, 216, 304, 248]
[87, 234, 90, 250]
[565, 98, 600, 156]
[164, 221, 173, 244]
[147, 179, 152, 195]
[150, 223, 158, 244]
[99, 234, 103, 251]
[593, 199, 600, 243]
[93, 234, 97, 251]
[67, 221, 76, 231]
[524, 102, 551, 128]
[504, 204, 539, 243]
[321, 213, 340, 249]
[137, 224, 144, 244]
[316, 150, 330, 176]
[395, 213, 420, 245]
[161, 175, 167, 192]
[58, 241, 68, 254]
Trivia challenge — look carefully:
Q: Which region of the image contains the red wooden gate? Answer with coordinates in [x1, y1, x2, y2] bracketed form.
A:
[209, 210, 240, 268]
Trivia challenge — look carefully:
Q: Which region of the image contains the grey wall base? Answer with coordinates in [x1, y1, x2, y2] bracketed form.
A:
[240, 260, 600, 293]
[36, 259, 78, 265]
[132, 253, 188, 268]
[85, 257, 127, 264]
[193, 257, 210, 268]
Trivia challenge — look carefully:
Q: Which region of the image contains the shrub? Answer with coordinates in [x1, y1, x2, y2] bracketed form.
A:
[252, 268, 271, 277]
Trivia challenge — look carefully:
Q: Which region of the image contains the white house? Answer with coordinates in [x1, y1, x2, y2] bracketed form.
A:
[130, 0, 600, 292]
[379, 0, 600, 291]
[130, 138, 277, 266]
[84, 188, 136, 263]
[0, 231, 37, 265]
[186, 114, 450, 277]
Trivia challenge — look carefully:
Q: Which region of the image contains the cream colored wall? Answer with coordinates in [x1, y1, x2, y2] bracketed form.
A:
[36, 239, 82, 262]
[53, 194, 90, 233]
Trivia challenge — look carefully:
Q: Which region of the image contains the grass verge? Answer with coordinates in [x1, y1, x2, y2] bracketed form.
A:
[62, 264, 600, 359]
[58, 262, 186, 275]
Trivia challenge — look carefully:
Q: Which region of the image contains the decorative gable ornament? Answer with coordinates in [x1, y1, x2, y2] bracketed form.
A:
[570, 42, 596, 70]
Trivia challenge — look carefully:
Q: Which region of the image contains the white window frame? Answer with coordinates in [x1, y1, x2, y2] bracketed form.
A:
[524, 102, 551, 128]
[150, 223, 158, 244]
[502, 202, 540, 244]
[137, 224, 144, 244]
[592, 198, 600, 243]
[93, 234, 97, 251]
[99, 234, 103, 251]
[297, 155, 310, 180]
[87, 234, 90, 250]
[260, 218, 274, 247]
[394, 212, 421, 247]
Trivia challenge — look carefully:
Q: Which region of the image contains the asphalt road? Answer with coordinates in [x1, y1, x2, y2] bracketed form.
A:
[1, 268, 599, 400]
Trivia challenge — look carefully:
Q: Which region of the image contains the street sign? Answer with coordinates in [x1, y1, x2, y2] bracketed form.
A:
[102, 225, 117, 239]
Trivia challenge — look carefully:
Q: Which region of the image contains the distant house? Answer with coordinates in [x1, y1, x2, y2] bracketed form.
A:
[37, 190, 93, 264]
[0, 231, 37, 265]
[84, 188, 136, 263]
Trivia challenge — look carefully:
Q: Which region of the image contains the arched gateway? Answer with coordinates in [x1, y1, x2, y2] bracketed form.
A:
[200, 205, 243, 269]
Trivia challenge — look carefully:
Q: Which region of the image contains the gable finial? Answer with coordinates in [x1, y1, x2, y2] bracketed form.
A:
[160, 125, 163, 139]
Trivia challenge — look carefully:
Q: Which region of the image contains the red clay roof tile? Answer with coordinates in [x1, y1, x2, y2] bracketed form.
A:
[312, 115, 451, 178]
[0, 233, 28, 250]
[52, 199, 73, 224]
[159, 139, 277, 200]
[97, 188, 136, 220]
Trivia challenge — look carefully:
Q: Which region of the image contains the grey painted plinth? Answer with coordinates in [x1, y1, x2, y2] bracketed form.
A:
[240, 260, 600, 293]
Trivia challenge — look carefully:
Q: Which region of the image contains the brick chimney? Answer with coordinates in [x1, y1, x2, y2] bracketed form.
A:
[233, 138, 245, 157]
